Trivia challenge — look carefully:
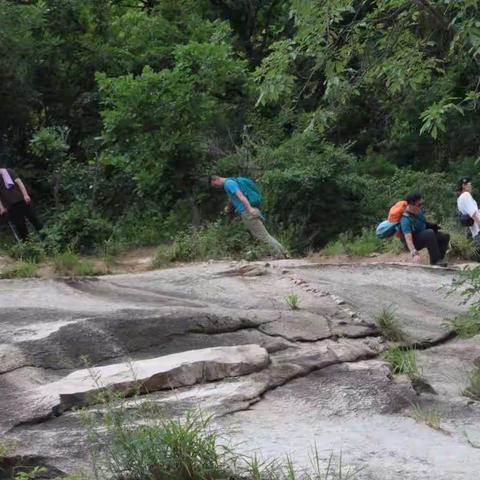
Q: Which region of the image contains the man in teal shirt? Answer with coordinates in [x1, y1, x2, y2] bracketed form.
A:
[210, 175, 287, 258]
[399, 192, 449, 266]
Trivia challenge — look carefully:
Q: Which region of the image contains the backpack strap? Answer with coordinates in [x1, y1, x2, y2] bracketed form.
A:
[401, 211, 416, 233]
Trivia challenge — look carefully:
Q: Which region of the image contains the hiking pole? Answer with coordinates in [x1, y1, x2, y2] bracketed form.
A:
[1, 214, 21, 243]
[7, 220, 21, 244]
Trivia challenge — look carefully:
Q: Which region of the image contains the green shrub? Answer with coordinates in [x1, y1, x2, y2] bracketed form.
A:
[0, 261, 38, 279]
[152, 244, 176, 268]
[172, 219, 263, 261]
[321, 229, 403, 258]
[53, 250, 103, 277]
[345, 229, 383, 257]
[384, 347, 419, 379]
[43, 203, 113, 253]
[321, 240, 346, 257]
[111, 210, 168, 249]
[9, 237, 45, 263]
[448, 231, 480, 260]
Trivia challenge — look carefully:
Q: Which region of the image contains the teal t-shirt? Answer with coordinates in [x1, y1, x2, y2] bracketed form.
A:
[399, 211, 427, 235]
[224, 178, 246, 214]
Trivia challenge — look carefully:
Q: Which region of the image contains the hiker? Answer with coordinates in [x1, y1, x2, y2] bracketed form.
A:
[456, 176, 480, 245]
[0, 167, 42, 241]
[399, 192, 450, 266]
[210, 175, 287, 258]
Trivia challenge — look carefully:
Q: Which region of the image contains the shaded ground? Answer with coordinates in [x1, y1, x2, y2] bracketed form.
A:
[0, 260, 479, 479]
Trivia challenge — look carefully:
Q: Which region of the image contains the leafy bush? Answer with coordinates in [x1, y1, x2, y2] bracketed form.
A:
[53, 251, 104, 277]
[0, 261, 38, 279]
[152, 244, 177, 268]
[171, 219, 266, 261]
[360, 169, 454, 224]
[43, 203, 113, 253]
[9, 237, 45, 263]
[321, 229, 403, 257]
[321, 238, 346, 257]
[448, 231, 480, 260]
[345, 229, 384, 257]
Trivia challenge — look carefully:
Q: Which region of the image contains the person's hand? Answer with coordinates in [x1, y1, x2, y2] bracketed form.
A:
[412, 252, 421, 264]
[0, 206, 7, 216]
[23, 195, 31, 205]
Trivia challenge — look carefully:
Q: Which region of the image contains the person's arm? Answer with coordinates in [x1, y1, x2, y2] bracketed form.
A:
[472, 210, 480, 228]
[234, 189, 257, 216]
[403, 232, 421, 263]
[14, 178, 31, 204]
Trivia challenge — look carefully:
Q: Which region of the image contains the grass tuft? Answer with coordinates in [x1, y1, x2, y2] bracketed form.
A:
[374, 306, 406, 342]
[321, 229, 403, 258]
[53, 250, 104, 277]
[152, 244, 176, 268]
[446, 311, 480, 338]
[410, 403, 443, 430]
[464, 365, 480, 401]
[81, 376, 361, 480]
[384, 346, 419, 379]
[0, 261, 38, 279]
[285, 293, 300, 310]
[448, 232, 480, 260]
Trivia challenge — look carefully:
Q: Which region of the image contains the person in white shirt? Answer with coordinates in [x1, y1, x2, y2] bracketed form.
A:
[457, 176, 480, 243]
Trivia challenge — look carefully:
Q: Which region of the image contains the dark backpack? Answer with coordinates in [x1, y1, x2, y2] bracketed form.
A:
[235, 177, 262, 207]
[458, 211, 474, 227]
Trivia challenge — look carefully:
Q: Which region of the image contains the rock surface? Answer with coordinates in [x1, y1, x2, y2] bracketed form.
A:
[46, 344, 269, 413]
[1, 260, 479, 480]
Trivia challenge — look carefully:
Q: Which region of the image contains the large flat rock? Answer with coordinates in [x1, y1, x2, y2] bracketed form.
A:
[0, 345, 269, 429]
[217, 360, 480, 480]
[297, 264, 465, 345]
[1, 260, 477, 480]
[417, 336, 480, 400]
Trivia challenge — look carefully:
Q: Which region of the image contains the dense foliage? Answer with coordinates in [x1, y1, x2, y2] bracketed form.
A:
[1, 0, 480, 253]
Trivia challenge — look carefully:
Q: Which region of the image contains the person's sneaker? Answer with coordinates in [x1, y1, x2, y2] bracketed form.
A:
[434, 258, 448, 267]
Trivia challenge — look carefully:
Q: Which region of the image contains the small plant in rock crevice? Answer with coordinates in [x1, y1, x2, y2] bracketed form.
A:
[383, 346, 419, 379]
[445, 311, 480, 339]
[285, 293, 300, 310]
[463, 365, 480, 401]
[410, 403, 444, 431]
[374, 306, 406, 342]
[449, 266, 480, 338]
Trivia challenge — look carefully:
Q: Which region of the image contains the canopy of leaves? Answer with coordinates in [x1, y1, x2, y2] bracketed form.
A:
[2, 0, 480, 251]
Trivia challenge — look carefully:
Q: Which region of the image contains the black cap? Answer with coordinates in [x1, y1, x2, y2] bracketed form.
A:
[456, 176, 472, 192]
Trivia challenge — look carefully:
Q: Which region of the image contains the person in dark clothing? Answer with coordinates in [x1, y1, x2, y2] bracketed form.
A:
[0, 167, 42, 241]
[399, 192, 450, 266]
